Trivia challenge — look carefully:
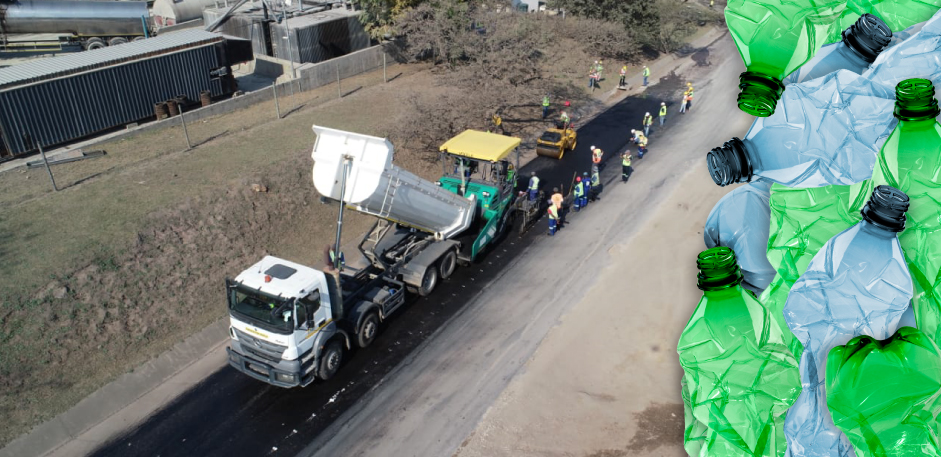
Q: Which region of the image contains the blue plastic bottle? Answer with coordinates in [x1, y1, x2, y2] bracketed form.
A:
[703, 179, 775, 296]
[782, 185, 914, 457]
[783, 14, 892, 86]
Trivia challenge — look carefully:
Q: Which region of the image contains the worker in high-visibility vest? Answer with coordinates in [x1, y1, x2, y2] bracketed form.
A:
[642, 65, 650, 86]
[492, 113, 504, 135]
[685, 84, 695, 111]
[547, 204, 559, 236]
[329, 248, 345, 271]
[582, 172, 592, 205]
[619, 66, 628, 87]
[559, 110, 571, 130]
[621, 151, 633, 183]
[589, 165, 602, 201]
[642, 112, 653, 137]
[590, 145, 603, 165]
[637, 133, 648, 158]
[528, 171, 540, 201]
[573, 176, 585, 212]
[542, 94, 550, 119]
[551, 187, 565, 229]
[659, 102, 667, 126]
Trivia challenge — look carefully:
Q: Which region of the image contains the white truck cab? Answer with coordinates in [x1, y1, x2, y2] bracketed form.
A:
[226, 256, 345, 387]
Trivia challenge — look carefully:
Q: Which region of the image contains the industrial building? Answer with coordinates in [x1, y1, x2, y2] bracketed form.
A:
[0, 29, 253, 160]
[203, 4, 370, 65]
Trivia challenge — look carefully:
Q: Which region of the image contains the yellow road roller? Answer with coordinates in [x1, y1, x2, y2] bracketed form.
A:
[535, 123, 577, 159]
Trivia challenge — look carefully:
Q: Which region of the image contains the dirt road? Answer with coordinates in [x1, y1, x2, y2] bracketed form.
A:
[297, 32, 751, 457]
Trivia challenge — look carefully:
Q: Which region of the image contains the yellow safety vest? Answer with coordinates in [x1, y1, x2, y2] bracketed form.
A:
[643, 115, 653, 126]
[574, 181, 585, 197]
[643, 67, 650, 77]
[529, 176, 540, 190]
[548, 205, 559, 220]
[623, 155, 632, 167]
[659, 106, 667, 116]
[542, 96, 550, 107]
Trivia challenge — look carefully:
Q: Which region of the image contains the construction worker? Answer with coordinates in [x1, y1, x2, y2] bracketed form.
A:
[528, 171, 540, 201]
[551, 187, 565, 228]
[589, 61, 599, 88]
[590, 145, 603, 165]
[547, 204, 559, 236]
[637, 133, 648, 158]
[589, 165, 601, 201]
[542, 94, 550, 119]
[686, 83, 695, 111]
[659, 102, 667, 126]
[630, 129, 640, 145]
[573, 176, 585, 212]
[492, 113, 504, 134]
[679, 90, 688, 114]
[619, 66, 628, 87]
[642, 65, 650, 86]
[621, 151, 633, 183]
[582, 171, 592, 204]
[642, 112, 653, 137]
[559, 110, 571, 130]
[710, 0, 714, 7]
[329, 247, 345, 271]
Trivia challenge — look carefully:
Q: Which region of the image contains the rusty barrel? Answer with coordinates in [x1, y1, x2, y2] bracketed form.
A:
[200, 90, 211, 107]
[154, 102, 169, 120]
[166, 99, 179, 117]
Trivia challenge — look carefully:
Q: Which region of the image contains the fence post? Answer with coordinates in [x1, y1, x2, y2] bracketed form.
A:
[180, 110, 192, 150]
[337, 63, 342, 98]
[273, 83, 281, 119]
[38, 143, 58, 192]
[383, 53, 387, 83]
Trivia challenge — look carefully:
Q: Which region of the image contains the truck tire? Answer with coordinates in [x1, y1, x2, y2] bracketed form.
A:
[85, 38, 106, 50]
[418, 264, 439, 297]
[108, 37, 129, 46]
[439, 250, 457, 280]
[317, 341, 343, 381]
[356, 312, 380, 349]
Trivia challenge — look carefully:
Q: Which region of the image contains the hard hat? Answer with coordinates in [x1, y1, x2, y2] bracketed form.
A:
[583, 172, 589, 176]
[646, 112, 650, 115]
[687, 82, 692, 86]
[661, 102, 666, 105]
[631, 129, 635, 133]
[623, 65, 627, 69]
[576, 176, 582, 182]
[564, 101, 571, 107]
[531, 171, 536, 176]
[553, 187, 559, 192]
[590, 145, 596, 150]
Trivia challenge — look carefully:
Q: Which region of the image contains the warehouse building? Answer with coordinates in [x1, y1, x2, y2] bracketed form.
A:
[0, 29, 253, 160]
[203, 4, 370, 64]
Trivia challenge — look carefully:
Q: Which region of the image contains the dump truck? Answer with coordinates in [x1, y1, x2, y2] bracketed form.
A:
[224, 126, 521, 387]
[535, 121, 577, 159]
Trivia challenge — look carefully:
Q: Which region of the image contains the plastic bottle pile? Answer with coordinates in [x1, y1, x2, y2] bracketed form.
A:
[681, 6, 941, 457]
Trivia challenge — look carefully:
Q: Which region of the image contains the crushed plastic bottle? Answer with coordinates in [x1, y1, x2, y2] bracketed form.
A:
[782, 185, 914, 457]
[826, 0, 941, 45]
[827, 327, 941, 457]
[678, 247, 801, 457]
[709, 9, 941, 189]
[707, 70, 896, 188]
[784, 14, 892, 86]
[726, 0, 847, 116]
[758, 183, 865, 361]
[857, 78, 941, 355]
[704, 179, 776, 296]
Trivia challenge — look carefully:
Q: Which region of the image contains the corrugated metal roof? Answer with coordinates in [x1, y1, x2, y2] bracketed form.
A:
[0, 29, 225, 89]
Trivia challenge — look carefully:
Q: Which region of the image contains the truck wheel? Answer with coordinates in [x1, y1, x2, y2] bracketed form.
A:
[133, 36, 147, 42]
[418, 265, 439, 297]
[439, 250, 457, 280]
[317, 341, 343, 381]
[356, 312, 380, 349]
[108, 37, 129, 46]
[85, 38, 106, 50]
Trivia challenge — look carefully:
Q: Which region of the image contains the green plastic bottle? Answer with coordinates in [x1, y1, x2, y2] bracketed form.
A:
[826, 327, 941, 457]
[759, 183, 865, 360]
[826, 0, 941, 45]
[678, 247, 801, 456]
[863, 78, 941, 351]
[726, 0, 846, 116]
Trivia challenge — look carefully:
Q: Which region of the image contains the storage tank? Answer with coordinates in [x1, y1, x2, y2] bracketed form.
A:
[152, 0, 217, 28]
[0, 1, 151, 36]
[311, 125, 477, 240]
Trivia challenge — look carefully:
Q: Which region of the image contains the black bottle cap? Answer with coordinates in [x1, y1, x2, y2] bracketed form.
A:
[842, 14, 892, 64]
[861, 185, 910, 232]
[706, 137, 752, 186]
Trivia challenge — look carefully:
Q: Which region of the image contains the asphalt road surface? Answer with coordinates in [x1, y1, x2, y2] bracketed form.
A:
[88, 37, 729, 457]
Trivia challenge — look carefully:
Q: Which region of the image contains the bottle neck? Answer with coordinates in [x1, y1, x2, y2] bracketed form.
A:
[737, 72, 784, 117]
[858, 219, 898, 239]
[703, 285, 744, 298]
[706, 137, 755, 186]
[841, 13, 892, 64]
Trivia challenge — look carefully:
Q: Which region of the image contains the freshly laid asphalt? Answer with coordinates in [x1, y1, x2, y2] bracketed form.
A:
[86, 76, 691, 457]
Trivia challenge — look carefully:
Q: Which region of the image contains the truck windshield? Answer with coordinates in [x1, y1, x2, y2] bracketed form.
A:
[227, 283, 294, 334]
